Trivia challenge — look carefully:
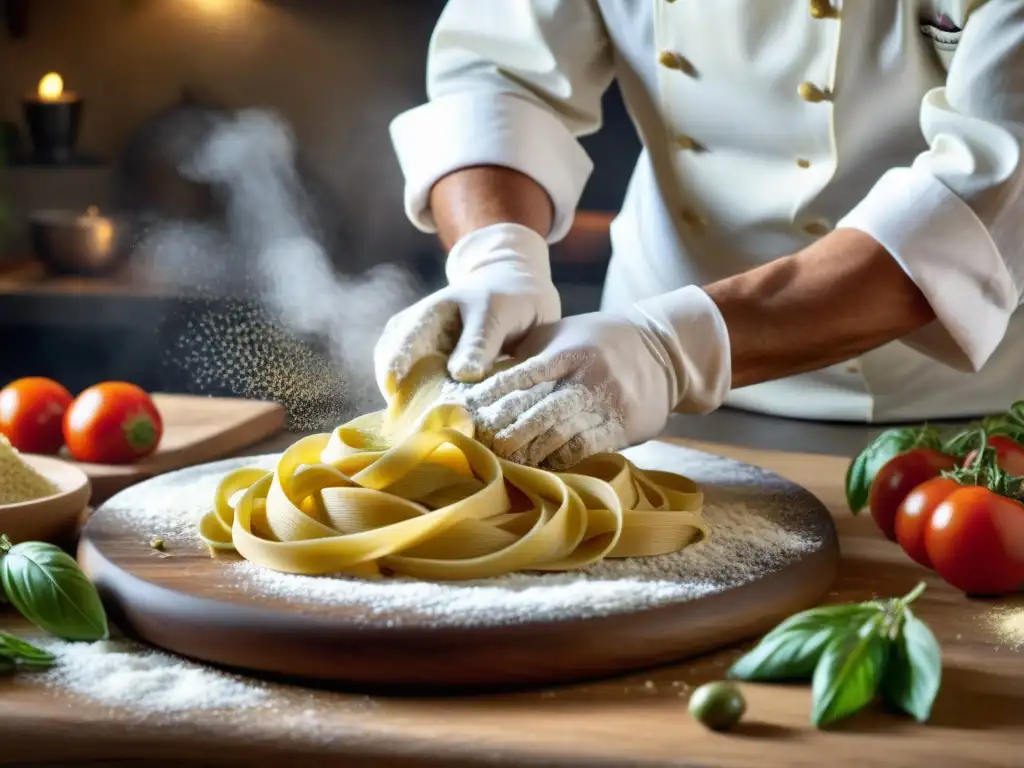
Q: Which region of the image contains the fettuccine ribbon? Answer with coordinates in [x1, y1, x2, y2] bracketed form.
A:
[198, 355, 707, 580]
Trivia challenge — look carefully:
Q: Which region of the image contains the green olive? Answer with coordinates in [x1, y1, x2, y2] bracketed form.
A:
[688, 681, 746, 731]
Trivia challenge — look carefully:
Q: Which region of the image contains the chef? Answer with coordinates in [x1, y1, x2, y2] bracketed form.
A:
[374, 0, 1024, 469]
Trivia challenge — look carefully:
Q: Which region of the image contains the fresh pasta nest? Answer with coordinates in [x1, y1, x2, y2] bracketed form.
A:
[198, 356, 708, 580]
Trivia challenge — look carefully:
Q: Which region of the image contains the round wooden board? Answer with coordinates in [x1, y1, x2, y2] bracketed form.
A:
[78, 440, 839, 691]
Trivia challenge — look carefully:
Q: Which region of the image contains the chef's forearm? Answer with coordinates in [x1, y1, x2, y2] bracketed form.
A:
[428, 166, 554, 252]
[704, 228, 936, 389]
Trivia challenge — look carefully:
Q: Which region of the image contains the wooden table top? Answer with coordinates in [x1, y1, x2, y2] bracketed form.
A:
[0, 259, 161, 297]
[2, 437, 1021, 768]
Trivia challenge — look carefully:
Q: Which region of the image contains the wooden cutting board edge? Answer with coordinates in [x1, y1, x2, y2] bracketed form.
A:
[85, 396, 286, 504]
[78, 444, 841, 690]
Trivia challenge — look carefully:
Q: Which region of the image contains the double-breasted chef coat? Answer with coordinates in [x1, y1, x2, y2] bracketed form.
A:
[390, 0, 1024, 423]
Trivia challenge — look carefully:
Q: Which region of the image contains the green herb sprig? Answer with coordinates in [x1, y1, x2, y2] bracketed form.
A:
[0, 534, 109, 642]
[727, 582, 941, 728]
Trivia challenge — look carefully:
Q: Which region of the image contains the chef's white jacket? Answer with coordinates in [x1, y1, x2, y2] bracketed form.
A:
[390, 0, 1024, 423]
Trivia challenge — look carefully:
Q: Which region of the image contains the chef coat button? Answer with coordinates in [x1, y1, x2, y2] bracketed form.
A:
[659, 50, 683, 69]
[845, 363, 861, 374]
[796, 158, 811, 168]
[680, 208, 707, 231]
[675, 134, 697, 150]
[809, 0, 833, 18]
[802, 219, 833, 237]
[798, 82, 829, 102]
[658, 50, 696, 76]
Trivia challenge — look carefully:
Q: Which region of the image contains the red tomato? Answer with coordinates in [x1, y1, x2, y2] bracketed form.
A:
[0, 377, 73, 454]
[894, 477, 961, 569]
[63, 382, 163, 464]
[962, 435, 1024, 476]
[925, 486, 1024, 596]
[868, 449, 956, 541]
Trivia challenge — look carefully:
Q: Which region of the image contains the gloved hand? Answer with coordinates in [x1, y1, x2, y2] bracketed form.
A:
[458, 286, 732, 470]
[373, 222, 561, 393]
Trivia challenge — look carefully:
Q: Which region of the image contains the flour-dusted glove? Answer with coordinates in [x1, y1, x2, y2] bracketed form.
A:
[373, 223, 561, 393]
[459, 286, 732, 470]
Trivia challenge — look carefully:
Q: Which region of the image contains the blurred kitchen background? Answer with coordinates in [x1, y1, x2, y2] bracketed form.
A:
[0, 0, 639, 429]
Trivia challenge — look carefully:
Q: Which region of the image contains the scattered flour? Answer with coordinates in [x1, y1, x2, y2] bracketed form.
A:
[96, 440, 826, 628]
[984, 607, 1024, 650]
[170, 300, 354, 431]
[144, 107, 423, 429]
[178, 108, 420, 419]
[228, 496, 812, 627]
[32, 637, 269, 714]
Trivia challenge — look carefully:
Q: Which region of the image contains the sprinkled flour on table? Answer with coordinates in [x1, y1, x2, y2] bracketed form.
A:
[30, 637, 268, 714]
[984, 607, 1024, 650]
[96, 440, 827, 628]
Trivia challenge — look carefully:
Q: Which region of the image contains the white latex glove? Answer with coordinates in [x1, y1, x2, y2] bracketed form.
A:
[373, 222, 561, 392]
[458, 286, 732, 470]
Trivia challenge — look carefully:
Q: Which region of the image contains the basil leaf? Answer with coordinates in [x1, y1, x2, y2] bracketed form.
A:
[0, 542, 108, 641]
[0, 632, 55, 667]
[845, 428, 923, 513]
[730, 605, 881, 682]
[728, 625, 838, 681]
[761, 604, 880, 642]
[881, 611, 942, 723]
[811, 623, 889, 728]
[0, 656, 14, 676]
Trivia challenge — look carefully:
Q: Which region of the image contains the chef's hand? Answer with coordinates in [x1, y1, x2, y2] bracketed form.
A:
[373, 222, 561, 393]
[459, 286, 732, 470]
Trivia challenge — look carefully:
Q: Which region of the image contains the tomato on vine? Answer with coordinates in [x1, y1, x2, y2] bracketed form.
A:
[895, 476, 960, 569]
[869, 449, 956, 541]
[846, 427, 946, 516]
[962, 435, 1024, 476]
[893, 428, 1024, 596]
[925, 486, 1024, 596]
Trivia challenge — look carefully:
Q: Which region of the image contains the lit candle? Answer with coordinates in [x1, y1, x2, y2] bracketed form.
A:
[23, 72, 84, 163]
[35, 72, 74, 103]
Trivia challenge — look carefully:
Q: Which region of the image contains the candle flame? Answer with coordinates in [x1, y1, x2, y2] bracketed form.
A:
[37, 72, 64, 101]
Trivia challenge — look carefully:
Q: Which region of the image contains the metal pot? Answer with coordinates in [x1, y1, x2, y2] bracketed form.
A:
[28, 206, 136, 276]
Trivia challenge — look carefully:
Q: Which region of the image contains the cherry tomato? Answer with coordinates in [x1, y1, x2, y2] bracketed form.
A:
[63, 382, 163, 464]
[868, 448, 956, 541]
[925, 486, 1024, 596]
[0, 377, 73, 454]
[894, 476, 961, 569]
[962, 435, 1024, 476]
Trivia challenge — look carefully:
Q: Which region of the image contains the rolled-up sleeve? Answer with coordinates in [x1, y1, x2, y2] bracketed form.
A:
[389, 0, 614, 243]
[837, 0, 1024, 372]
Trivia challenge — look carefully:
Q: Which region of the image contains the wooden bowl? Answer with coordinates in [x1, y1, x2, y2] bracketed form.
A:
[0, 456, 91, 544]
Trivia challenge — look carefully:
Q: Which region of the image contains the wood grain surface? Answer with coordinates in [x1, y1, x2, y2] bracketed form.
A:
[1, 437, 1022, 768]
[77, 441, 839, 689]
[67, 394, 285, 504]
